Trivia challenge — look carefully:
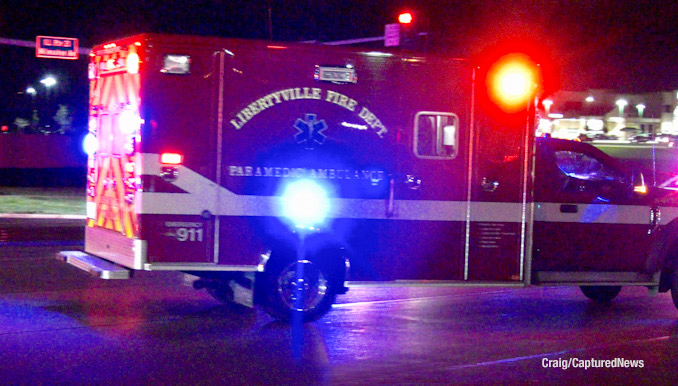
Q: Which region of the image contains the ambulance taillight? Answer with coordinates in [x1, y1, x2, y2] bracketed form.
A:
[160, 153, 182, 182]
[160, 153, 183, 165]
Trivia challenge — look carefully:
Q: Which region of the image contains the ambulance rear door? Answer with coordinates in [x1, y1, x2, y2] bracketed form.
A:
[137, 35, 223, 266]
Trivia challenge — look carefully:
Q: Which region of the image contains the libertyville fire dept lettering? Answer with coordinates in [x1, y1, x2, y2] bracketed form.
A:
[228, 165, 385, 185]
[230, 87, 388, 137]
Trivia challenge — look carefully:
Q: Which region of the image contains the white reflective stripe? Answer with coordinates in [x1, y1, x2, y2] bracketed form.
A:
[140, 153, 524, 222]
[140, 154, 654, 226]
[534, 202, 649, 225]
[388, 200, 468, 221]
[468, 202, 524, 222]
[141, 192, 472, 221]
[140, 154, 220, 215]
[658, 206, 678, 226]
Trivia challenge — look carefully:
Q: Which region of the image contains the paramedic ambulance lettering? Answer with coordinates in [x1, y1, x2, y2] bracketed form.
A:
[228, 165, 386, 185]
[229, 87, 388, 137]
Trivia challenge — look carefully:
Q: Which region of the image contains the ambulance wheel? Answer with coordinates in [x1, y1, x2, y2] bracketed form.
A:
[263, 258, 338, 322]
[579, 285, 622, 303]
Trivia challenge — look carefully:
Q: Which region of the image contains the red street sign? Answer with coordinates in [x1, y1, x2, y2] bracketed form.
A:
[36, 36, 79, 60]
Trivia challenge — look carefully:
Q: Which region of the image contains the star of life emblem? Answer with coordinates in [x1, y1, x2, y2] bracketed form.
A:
[294, 114, 327, 148]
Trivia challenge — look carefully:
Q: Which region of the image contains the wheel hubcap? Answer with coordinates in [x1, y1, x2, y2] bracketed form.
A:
[278, 260, 328, 311]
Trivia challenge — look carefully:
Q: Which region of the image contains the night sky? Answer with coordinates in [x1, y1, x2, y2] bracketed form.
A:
[1, 0, 677, 129]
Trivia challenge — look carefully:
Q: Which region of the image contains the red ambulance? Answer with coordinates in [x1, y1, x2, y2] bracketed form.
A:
[60, 33, 678, 321]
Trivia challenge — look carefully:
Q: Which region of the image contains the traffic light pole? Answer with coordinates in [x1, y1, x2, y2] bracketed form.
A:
[0, 37, 90, 56]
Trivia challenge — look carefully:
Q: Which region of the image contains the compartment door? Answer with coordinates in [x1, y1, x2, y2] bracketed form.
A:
[387, 59, 473, 281]
[466, 113, 532, 283]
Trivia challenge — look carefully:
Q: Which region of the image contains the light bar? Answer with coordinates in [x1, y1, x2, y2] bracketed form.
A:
[315, 66, 357, 84]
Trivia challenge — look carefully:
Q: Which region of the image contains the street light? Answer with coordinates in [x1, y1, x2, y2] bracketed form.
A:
[616, 99, 628, 116]
[542, 99, 553, 116]
[636, 103, 645, 118]
[25, 86, 38, 132]
[35, 76, 58, 132]
[40, 76, 57, 87]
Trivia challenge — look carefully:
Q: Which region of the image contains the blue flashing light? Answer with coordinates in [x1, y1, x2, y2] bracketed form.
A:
[82, 133, 98, 155]
[281, 179, 330, 229]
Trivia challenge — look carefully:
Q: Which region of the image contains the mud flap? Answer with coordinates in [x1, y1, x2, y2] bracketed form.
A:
[184, 272, 255, 307]
[230, 272, 255, 308]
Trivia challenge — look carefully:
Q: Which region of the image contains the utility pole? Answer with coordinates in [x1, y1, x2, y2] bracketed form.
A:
[266, 1, 274, 41]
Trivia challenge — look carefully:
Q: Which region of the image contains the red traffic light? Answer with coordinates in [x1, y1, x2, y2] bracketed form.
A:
[398, 12, 413, 24]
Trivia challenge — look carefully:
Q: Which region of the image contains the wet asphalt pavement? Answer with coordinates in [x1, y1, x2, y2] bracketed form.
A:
[1, 233, 678, 384]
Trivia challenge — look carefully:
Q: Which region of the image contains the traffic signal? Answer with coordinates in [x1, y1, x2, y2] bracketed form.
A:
[397, 11, 418, 49]
[398, 12, 413, 25]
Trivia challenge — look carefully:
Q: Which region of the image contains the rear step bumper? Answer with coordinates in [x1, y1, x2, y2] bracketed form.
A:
[57, 251, 131, 279]
[534, 271, 659, 286]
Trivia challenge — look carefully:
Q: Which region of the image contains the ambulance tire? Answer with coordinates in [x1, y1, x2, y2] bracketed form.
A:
[579, 285, 622, 303]
[263, 257, 339, 323]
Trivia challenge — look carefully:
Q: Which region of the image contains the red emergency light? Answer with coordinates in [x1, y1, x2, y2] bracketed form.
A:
[487, 53, 539, 112]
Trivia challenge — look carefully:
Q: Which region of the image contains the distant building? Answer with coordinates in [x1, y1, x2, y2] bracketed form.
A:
[538, 90, 678, 142]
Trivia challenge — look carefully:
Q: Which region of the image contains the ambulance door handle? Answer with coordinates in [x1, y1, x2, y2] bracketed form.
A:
[560, 204, 578, 213]
[405, 175, 422, 190]
[481, 178, 498, 192]
[650, 206, 661, 233]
